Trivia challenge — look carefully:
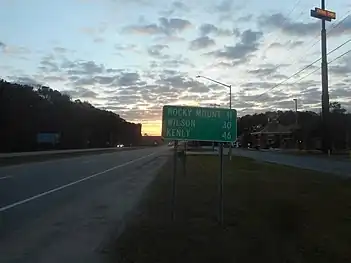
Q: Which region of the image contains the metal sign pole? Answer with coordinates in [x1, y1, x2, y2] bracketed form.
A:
[171, 140, 178, 221]
[218, 143, 224, 225]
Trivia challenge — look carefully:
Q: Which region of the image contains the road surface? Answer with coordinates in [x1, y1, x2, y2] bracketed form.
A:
[0, 146, 169, 263]
[230, 148, 351, 177]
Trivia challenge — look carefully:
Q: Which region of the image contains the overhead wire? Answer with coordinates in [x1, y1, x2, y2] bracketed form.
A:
[297, 10, 351, 59]
[255, 37, 351, 99]
[237, 39, 351, 115]
[259, 0, 302, 55]
[254, 9, 351, 84]
[290, 47, 351, 86]
[254, 0, 303, 71]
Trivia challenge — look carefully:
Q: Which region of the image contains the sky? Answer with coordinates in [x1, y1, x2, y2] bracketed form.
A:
[1, 0, 351, 135]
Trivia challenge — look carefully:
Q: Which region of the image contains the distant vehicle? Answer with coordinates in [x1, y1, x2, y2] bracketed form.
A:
[116, 144, 124, 148]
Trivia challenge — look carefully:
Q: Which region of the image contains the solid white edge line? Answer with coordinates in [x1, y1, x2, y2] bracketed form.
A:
[0, 152, 157, 212]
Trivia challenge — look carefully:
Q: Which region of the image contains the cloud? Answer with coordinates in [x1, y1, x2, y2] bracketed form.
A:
[247, 66, 278, 77]
[329, 64, 351, 76]
[199, 23, 239, 37]
[65, 60, 105, 75]
[330, 86, 351, 98]
[240, 81, 275, 91]
[93, 37, 104, 43]
[329, 56, 351, 76]
[259, 13, 320, 36]
[207, 29, 263, 62]
[160, 1, 189, 16]
[328, 15, 351, 36]
[65, 87, 98, 99]
[214, 0, 247, 21]
[115, 44, 139, 52]
[162, 56, 194, 68]
[148, 54, 193, 69]
[237, 14, 253, 23]
[53, 47, 67, 53]
[216, 0, 233, 12]
[39, 55, 60, 73]
[0, 41, 30, 55]
[123, 17, 191, 36]
[80, 23, 107, 35]
[172, 1, 188, 11]
[67, 71, 143, 88]
[269, 40, 304, 49]
[11, 76, 42, 86]
[189, 36, 215, 50]
[118, 72, 142, 86]
[147, 44, 169, 58]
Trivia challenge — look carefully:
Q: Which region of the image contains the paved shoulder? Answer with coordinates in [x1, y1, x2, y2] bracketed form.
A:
[231, 148, 351, 177]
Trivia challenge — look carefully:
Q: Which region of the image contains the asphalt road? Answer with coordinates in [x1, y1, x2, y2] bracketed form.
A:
[230, 148, 351, 177]
[0, 146, 169, 263]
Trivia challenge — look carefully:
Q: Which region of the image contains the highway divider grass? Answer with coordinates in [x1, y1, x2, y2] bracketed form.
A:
[0, 147, 144, 167]
[108, 155, 351, 263]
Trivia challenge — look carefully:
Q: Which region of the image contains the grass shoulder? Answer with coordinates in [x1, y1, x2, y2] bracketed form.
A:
[108, 155, 351, 263]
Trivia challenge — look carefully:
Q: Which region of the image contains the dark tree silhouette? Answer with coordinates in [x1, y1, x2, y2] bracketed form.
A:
[0, 79, 142, 152]
[237, 104, 351, 150]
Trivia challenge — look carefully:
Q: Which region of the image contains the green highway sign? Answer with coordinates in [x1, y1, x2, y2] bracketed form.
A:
[162, 105, 237, 142]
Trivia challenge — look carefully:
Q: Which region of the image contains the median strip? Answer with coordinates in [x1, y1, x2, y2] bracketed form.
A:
[0, 147, 141, 167]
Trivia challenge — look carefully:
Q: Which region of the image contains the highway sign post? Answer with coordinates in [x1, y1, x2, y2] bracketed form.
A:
[162, 105, 237, 224]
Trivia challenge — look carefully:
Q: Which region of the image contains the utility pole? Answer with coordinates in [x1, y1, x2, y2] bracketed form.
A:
[310, 1, 336, 154]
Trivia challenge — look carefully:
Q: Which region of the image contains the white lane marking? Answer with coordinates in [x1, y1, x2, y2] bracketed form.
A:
[0, 152, 158, 212]
[0, 176, 12, 180]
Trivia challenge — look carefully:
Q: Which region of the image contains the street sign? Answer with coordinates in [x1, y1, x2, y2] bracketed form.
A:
[162, 105, 237, 142]
[311, 7, 336, 21]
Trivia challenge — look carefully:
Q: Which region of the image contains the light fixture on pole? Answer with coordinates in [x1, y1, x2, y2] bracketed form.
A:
[196, 75, 233, 160]
[196, 75, 232, 109]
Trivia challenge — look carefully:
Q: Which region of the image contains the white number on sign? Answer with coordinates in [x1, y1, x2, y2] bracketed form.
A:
[222, 121, 232, 129]
[222, 131, 232, 140]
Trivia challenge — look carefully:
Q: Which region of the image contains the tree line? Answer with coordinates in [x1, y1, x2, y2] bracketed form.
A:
[0, 79, 142, 152]
[237, 102, 351, 150]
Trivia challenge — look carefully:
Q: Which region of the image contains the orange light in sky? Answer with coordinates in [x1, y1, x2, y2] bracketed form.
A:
[141, 120, 162, 136]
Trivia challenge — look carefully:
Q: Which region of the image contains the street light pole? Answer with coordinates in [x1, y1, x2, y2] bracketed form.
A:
[196, 75, 231, 109]
[196, 75, 233, 160]
[229, 85, 232, 110]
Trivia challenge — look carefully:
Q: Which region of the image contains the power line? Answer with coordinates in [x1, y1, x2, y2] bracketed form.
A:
[255, 38, 351, 99]
[256, 10, 351, 82]
[259, 0, 302, 59]
[303, 10, 351, 55]
[260, 47, 351, 106]
[237, 47, 351, 116]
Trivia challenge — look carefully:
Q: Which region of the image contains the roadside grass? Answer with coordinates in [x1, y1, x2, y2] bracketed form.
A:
[109, 155, 351, 263]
